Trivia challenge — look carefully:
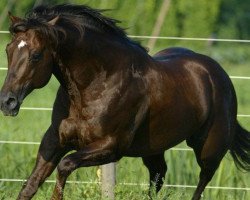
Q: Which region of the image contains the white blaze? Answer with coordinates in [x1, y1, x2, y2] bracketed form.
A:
[18, 40, 27, 49]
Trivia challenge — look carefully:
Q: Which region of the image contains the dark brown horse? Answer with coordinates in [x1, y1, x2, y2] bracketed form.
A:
[0, 4, 250, 200]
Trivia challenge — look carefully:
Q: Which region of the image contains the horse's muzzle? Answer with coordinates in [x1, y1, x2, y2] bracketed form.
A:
[0, 92, 20, 116]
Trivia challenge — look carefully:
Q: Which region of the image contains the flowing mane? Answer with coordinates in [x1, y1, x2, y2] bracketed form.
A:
[10, 4, 146, 51]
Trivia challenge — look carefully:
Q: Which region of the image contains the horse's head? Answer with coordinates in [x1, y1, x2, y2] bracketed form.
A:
[0, 14, 58, 116]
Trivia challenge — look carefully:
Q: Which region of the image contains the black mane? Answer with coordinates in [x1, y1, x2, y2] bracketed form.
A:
[10, 4, 146, 51]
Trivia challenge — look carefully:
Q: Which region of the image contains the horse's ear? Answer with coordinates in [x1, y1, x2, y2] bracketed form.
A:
[48, 16, 60, 26]
[8, 12, 23, 24]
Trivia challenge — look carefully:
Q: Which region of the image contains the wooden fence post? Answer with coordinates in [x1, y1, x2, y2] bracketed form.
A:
[101, 163, 116, 200]
[147, 0, 171, 51]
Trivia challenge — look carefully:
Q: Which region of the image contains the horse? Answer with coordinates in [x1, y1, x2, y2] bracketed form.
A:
[0, 4, 250, 200]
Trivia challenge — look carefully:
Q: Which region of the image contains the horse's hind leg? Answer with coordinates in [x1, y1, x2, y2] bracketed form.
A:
[192, 161, 219, 200]
[187, 120, 230, 200]
[142, 153, 167, 197]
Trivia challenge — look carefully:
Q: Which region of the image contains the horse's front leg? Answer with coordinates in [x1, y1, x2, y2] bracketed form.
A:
[51, 137, 118, 200]
[17, 126, 70, 200]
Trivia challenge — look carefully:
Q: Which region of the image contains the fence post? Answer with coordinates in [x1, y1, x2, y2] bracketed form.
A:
[147, 0, 171, 51]
[101, 163, 116, 200]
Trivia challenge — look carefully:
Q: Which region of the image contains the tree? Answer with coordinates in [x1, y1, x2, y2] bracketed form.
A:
[216, 0, 250, 39]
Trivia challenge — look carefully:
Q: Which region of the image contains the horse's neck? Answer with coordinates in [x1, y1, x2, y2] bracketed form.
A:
[54, 34, 150, 110]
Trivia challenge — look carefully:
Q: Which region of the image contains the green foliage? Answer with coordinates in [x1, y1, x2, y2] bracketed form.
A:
[217, 0, 250, 39]
[156, 0, 222, 49]
[161, 0, 221, 38]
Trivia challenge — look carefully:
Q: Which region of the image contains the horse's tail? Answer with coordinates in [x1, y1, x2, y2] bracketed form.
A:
[230, 122, 250, 171]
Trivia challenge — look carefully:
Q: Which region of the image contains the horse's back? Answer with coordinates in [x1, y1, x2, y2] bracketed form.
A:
[153, 47, 195, 60]
[152, 47, 234, 95]
[152, 47, 237, 118]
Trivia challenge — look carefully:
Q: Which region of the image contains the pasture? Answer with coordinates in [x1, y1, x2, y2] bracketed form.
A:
[0, 33, 250, 200]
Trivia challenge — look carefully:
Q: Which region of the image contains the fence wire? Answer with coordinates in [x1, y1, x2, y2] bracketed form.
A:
[0, 178, 249, 191]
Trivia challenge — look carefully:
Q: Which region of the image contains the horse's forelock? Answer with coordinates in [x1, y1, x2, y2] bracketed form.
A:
[9, 21, 61, 51]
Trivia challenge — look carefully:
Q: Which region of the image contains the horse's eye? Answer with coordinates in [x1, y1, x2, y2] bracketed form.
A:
[31, 52, 42, 62]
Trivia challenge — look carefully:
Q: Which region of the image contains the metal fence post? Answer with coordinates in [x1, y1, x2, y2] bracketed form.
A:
[101, 163, 116, 200]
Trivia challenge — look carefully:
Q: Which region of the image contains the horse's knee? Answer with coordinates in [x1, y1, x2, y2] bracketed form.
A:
[58, 118, 78, 146]
[162, 162, 167, 175]
[155, 160, 167, 177]
[143, 154, 167, 172]
[142, 154, 167, 193]
[57, 157, 77, 177]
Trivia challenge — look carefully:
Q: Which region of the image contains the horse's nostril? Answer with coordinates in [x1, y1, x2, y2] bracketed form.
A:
[6, 97, 17, 108]
[0, 93, 20, 116]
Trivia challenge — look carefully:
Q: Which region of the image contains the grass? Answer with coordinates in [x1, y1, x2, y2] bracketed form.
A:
[0, 36, 250, 200]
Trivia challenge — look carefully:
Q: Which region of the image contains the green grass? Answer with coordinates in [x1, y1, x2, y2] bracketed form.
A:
[0, 37, 250, 200]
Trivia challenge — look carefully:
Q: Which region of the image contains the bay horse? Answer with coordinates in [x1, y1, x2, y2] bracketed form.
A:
[0, 4, 250, 200]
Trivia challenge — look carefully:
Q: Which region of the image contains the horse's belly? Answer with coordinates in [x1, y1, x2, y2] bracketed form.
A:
[124, 108, 204, 157]
[124, 133, 187, 157]
[124, 130, 192, 157]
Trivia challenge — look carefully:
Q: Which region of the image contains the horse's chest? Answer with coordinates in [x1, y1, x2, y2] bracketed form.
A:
[58, 115, 103, 149]
[58, 97, 110, 148]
